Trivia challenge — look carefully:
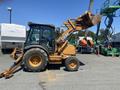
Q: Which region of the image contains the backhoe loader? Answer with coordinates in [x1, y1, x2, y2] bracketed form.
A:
[0, 11, 101, 78]
[0, 0, 101, 78]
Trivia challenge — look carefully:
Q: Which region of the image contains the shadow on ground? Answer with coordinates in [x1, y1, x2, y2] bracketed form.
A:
[1, 49, 13, 54]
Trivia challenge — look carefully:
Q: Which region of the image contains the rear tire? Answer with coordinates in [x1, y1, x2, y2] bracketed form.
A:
[65, 57, 80, 71]
[23, 48, 48, 72]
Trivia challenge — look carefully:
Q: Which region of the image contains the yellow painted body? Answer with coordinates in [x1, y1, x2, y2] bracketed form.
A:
[49, 42, 76, 64]
[62, 44, 76, 55]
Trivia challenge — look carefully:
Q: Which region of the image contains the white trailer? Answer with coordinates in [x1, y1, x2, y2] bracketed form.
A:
[0, 23, 26, 52]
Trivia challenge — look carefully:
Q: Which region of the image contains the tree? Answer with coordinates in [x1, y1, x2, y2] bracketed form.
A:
[97, 28, 111, 41]
[77, 30, 95, 38]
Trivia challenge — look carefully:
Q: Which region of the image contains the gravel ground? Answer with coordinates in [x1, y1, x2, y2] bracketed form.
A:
[0, 52, 120, 90]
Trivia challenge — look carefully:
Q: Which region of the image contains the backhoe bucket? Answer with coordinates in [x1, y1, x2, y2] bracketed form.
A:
[0, 48, 23, 79]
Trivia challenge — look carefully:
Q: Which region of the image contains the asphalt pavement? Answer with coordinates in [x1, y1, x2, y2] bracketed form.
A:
[0, 52, 120, 90]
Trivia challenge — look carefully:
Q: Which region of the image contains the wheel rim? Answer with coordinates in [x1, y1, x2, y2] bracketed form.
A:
[68, 60, 77, 69]
[28, 56, 42, 68]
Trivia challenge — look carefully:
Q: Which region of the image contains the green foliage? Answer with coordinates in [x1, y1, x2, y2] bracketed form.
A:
[97, 28, 111, 41]
[77, 30, 95, 38]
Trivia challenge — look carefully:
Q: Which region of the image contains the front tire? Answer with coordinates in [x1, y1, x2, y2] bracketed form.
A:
[23, 48, 48, 72]
[65, 57, 80, 71]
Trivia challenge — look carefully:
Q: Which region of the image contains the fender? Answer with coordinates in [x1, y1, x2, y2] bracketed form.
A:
[24, 45, 49, 56]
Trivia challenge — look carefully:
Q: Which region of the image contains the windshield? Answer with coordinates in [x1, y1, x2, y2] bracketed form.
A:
[26, 25, 55, 46]
[26, 26, 40, 45]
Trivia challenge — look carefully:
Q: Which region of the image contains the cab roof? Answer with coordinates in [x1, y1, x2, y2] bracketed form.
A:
[28, 22, 55, 29]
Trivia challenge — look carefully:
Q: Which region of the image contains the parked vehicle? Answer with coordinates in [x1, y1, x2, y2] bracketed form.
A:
[77, 37, 94, 53]
[0, 23, 26, 53]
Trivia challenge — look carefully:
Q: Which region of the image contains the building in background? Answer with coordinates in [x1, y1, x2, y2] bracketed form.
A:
[112, 32, 120, 48]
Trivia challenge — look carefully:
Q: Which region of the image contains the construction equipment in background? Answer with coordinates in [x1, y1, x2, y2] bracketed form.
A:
[77, 36, 94, 53]
[95, 0, 120, 56]
[68, 37, 77, 47]
[112, 33, 120, 55]
[0, 0, 101, 79]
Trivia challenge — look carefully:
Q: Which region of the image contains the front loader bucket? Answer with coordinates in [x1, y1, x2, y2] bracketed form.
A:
[75, 11, 101, 30]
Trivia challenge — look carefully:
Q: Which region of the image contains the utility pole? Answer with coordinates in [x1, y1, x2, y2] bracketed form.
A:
[7, 7, 12, 24]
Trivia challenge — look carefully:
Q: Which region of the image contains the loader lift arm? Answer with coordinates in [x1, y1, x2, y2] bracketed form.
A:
[56, 11, 101, 55]
[57, 11, 101, 45]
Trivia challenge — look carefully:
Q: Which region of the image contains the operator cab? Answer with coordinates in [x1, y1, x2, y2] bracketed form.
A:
[25, 23, 56, 53]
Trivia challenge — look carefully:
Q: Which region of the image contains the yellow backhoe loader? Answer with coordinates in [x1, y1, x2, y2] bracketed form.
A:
[0, 0, 101, 78]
